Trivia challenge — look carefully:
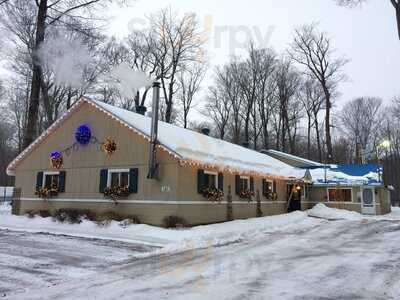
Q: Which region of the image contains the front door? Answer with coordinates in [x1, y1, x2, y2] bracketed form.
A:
[361, 187, 376, 215]
[287, 184, 301, 212]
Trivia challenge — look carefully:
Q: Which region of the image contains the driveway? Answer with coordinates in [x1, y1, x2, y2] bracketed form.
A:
[2, 218, 400, 299]
[0, 229, 155, 298]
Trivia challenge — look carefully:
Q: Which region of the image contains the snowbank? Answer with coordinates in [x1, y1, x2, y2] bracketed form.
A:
[374, 206, 400, 221]
[307, 203, 364, 221]
[0, 205, 309, 255]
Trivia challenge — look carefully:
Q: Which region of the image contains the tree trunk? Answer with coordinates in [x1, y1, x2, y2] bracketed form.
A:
[314, 116, 322, 163]
[66, 88, 72, 109]
[165, 81, 174, 123]
[23, 0, 47, 149]
[307, 115, 311, 159]
[323, 87, 333, 162]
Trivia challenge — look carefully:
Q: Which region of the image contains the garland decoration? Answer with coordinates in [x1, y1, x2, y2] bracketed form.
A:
[202, 187, 224, 203]
[239, 189, 255, 202]
[103, 186, 130, 200]
[50, 151, 63, 169]
[35, 185, 59, 199]
[75, 124, 92, 145]
[102, 138, 117, 155]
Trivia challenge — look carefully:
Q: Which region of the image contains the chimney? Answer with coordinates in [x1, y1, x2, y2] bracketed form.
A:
[147, 82, 160, 179]
[242, 141, 249, 148]
[136, 105, 147, 115]
[201, 128, 210, 136]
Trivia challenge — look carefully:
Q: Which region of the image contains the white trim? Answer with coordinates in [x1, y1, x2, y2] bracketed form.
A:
[264, 178, 274, 195]
[240, 176, 250, 188]
[42, 171, 60, 187]
[19, 197, 288, 205]
[107, 169, 129, 188]
[327, 187, 353, 203]
[204, 170, 218, 188]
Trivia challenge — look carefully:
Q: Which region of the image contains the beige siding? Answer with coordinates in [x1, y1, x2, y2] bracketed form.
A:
[13, 101, 291, 224]
[14, 103, 178, 201]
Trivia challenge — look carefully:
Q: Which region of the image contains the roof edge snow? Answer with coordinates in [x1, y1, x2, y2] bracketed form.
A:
[7, 97, 302, 180]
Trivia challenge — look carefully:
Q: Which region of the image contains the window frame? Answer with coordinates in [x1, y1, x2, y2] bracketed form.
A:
[107, 169, 130, 188]
[265, 179, 273, 190]
[204, 170, 218, 189]
[327, 188, 353, 203]
[239, 176, 250, 191]
[43, 171, 60, 189]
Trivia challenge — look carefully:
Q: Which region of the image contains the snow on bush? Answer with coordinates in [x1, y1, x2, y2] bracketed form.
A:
[307, 203, 363, 221]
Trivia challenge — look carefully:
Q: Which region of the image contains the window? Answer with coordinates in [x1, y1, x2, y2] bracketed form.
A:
[239, 176, 250, 191]
[328, 188, 352, 202]
[204, 171, 218, 189]
[265, 180, 273, 195]
[43, 172, 60, 189]
[108, 170, 130, 188]
[301, 186, 309, 199]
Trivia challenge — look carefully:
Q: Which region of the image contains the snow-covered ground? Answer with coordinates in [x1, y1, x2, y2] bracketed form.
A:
[0, 202, 309, 251]
[1, 203, 400, 299]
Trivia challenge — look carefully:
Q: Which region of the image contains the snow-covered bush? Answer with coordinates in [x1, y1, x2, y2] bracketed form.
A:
[163, 216, 189, 229]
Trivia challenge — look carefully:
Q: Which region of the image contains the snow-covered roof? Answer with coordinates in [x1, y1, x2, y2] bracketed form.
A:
[265, 149, 324, 167]
[306, 164, 382, 187]
[264, 150, 383, 187]
[7, 97, 301, 180]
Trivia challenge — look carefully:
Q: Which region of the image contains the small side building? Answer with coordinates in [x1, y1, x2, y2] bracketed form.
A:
[266, 150, 392, 215]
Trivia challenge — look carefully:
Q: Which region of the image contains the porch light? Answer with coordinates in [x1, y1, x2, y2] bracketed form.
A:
[379, 140, 391, 149]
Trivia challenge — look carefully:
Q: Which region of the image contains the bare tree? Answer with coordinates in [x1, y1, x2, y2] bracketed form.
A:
[340, 97, 382, 163]
[0, 0, 126, 149]
[289, 24, 348, 162]
[204, 86, 232, 140]
[214, 61, 243, 144]
[299, 78, 324, 161]
[152, 8, 205, 123]
[274, 58, 301, 153]
[336, 0, 400, 41]
[177, 62, 206, 128]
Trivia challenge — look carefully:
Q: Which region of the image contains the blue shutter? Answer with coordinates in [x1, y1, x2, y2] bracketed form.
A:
[99, 169, 108, 193]
[59, 171, 66, 193]
[129, 168, 138, 194]
[262, 179, 266, 196]
[218, 173, 224, 191]
[197, 169, 205, 193]
[36, 172, 43, 191]
[235, 175, 240, 195]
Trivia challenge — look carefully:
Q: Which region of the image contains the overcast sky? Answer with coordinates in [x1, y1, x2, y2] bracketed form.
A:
[108, 0, 399, 108]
